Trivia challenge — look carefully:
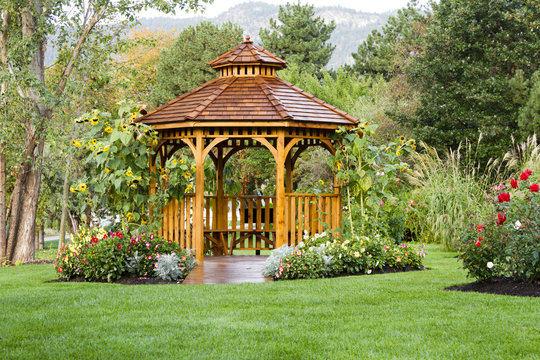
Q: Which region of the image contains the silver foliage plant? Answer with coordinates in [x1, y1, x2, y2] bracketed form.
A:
[153, 254, 183, 281]
[262, 245, 295, 277]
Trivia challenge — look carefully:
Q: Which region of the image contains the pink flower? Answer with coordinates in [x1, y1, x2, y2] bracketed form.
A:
[476, 225, 485, 232]
[59, 267, 63, 272]
[145, 241, 150, 248]
[401, 244, 407, 249]
[410, 200, 415, 206]
[405, 207, 409, 213]
[380, 200, 384, 206]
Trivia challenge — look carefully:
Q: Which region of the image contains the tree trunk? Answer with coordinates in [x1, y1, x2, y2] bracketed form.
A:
[9, 140, 44, 262]
[38, 224, 44, 250]
[0, 143, 6, 260]
[58, 163, 70, 249]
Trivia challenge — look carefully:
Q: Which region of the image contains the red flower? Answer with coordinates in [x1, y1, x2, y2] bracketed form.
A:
[478, 237, 483, 241]
[475, 241, 481, 247]
[91, 236, 98, 243]
[520, 170, 532, 181]
[510, 179, 518, 189]
[498, 192, 510, 203]
[131, 239, 136, 245]
[530, 184, 539, 193]
[103, 234, 108, 239]
[116, 244, 122, 250]
[476, 225, 485, 232]
[59, 267, 63, 272]
[496, 213, 506, 226]
[82, 259, 86, 263]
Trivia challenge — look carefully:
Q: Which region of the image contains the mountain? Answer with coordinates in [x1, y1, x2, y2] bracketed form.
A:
[137, 2, 391, 69]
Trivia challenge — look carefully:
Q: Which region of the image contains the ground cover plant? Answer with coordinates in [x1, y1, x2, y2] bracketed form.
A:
[55, 226, 197, 282]
[0, 246, 538, 359]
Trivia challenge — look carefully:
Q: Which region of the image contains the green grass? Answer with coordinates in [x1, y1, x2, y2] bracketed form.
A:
[1, 246, 538, 359]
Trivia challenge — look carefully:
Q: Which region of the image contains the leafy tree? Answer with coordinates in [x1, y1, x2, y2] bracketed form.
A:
[0, 0, 209, 263]
[348, 0, 431, 80]
[151, 22, 243, 106]
[259, 2, 335, 74]
[403, 0, 540, 163]
[517, 70, 540, 138]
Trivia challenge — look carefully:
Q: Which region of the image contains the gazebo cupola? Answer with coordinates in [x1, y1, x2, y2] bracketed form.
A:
[208, 35, 287, 78]
[137, 36, 359, 262]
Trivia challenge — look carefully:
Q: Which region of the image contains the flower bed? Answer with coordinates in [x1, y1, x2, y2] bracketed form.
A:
[55, 227, 197, 283]
[458, 170, 539, 283]
[263, 232, 426, 280]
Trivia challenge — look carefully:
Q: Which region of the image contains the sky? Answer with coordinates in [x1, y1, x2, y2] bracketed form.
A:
[141, 0, 425, 18]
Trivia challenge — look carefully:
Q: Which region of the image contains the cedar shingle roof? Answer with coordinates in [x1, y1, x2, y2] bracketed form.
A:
[137, 75, 358, 125]
[137, 38, 359, 127]
[207, 36, 287, 69]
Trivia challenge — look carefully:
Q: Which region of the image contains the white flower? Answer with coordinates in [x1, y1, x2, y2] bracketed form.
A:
[514, 220, 522, 230]
[361, 248, 365, 253]
[367, 269, 372, 274]
[297, 241, 305, 248]
[487, 262, 494, 269]
[354, 251, 360, 258]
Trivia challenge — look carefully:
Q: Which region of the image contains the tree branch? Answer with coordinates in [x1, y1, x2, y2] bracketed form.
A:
[56, 4, 108, 97]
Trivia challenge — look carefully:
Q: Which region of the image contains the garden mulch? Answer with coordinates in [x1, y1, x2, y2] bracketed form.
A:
[446, 278, 540, 297]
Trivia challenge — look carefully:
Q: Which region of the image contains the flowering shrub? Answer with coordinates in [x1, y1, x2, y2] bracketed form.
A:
[459, 170, 539, 283]
[55, 226, 196, 282]
[268, 231, 426, 280]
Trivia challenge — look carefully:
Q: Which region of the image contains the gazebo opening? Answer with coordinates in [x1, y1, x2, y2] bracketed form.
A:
[137, 36, 358, 262]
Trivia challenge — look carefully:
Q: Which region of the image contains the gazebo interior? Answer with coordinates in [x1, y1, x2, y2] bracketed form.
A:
[137, 36, 358, 262]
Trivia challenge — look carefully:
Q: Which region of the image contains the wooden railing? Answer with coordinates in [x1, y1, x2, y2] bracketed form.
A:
[160, 193, 341, 252]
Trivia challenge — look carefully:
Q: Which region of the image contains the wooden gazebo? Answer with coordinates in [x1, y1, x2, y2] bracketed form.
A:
[137, 36, 358, 262]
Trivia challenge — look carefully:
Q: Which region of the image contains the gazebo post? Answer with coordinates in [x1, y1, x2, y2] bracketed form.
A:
[215, 146, 226, 254]
[275, 130, 286, 247]
[285, 154, 293, 193]
[194, 131, 205, 262]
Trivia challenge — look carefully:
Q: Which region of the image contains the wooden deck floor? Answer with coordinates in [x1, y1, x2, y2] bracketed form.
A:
[183, 255, 273, 285]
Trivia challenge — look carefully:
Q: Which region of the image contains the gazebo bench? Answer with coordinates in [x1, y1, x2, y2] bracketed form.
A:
[204, 229, 276, 255]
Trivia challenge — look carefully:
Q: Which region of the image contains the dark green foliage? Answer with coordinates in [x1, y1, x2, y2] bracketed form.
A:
[348, 0, 431, 79]
[259, 2, 335, 74]
[404, 0, 540, 162]
[151, 21, 243, 106]
[517, 70, 540, 138]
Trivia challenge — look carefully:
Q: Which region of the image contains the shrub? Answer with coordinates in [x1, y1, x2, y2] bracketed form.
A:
[266, 232, 426, 280]
[458, 170, 539, 283]
[262, 244, 295, 277]
[55, 227, 197, 282]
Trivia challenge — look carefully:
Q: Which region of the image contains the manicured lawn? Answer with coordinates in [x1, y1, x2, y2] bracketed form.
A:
[0, 246, 538, 359]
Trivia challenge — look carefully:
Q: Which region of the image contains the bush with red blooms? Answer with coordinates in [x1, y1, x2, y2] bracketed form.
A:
[55, 226, 195, 282]
[458, 170, 539, 282]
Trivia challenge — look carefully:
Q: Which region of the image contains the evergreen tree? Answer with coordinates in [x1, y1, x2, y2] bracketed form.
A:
[259, 2, 335, 74]
[348, 0, 431, 80]
[518, 70, 540, 138]
[151, 22, 243, 106]
[403, 0, 540, 162]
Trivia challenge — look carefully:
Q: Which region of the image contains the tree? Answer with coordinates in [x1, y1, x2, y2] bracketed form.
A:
[517, 70, 540, 138]
[348, 0, 431, 80]
[151, 22, 243, 106]
[403, 0, 540, 162]
[0, 0, 209, 263]
[259, 2, 335, 74]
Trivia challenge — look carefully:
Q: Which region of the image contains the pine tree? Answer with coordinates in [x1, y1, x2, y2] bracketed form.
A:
[259, 2, 335, 74]
[151, 22, 243, 106]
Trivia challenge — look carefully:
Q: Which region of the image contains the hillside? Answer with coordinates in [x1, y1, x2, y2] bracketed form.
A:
[137, 2, 391, 69]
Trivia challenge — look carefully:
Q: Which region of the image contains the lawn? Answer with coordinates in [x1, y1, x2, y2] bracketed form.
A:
[0, 246, 538, 359]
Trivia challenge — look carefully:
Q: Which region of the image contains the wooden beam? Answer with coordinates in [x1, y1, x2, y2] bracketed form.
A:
[193, 130, 205, 263]
[275, 130, 286, 247]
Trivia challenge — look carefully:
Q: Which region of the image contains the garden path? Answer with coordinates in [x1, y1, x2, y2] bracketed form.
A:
[183, 255, 273, 284]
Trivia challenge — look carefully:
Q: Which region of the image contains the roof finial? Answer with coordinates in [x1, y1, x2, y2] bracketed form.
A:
[245, 35, 251, 42]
